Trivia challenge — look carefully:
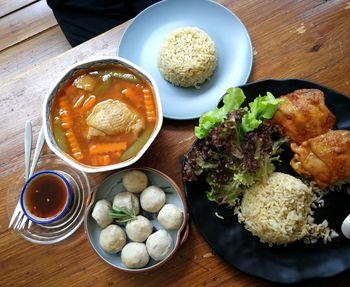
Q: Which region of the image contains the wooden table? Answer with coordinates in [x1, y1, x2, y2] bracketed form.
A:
[1, 1, 350, 286]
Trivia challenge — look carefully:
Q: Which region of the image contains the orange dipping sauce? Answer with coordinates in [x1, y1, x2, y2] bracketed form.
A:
[50, 64, 158, 167]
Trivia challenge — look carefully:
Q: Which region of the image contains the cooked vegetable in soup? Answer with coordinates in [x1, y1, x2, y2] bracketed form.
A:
[50, 64, 158, 166]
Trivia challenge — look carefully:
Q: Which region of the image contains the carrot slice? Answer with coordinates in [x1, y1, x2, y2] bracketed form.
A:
[80, 95, 96, 112]
[73, 152, 84, 161]
[57, 95, 84, 161]
[64, 128, 83, 160]
[91, 155, 111, 166]
[122, 88, 143, 107]
[112, 151, 122, 158]
[143, 90, 156, 122]
[58, 96, 75, 130]
[100, 155, 111, 165]
[89, 142, 127, 155]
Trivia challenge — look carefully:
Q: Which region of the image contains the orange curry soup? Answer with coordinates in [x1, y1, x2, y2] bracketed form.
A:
[50, 64, 158, 167]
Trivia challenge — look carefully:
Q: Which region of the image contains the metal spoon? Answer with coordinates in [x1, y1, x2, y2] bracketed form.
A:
[29, 127, 45, 177]
[341, 214, 350, 239]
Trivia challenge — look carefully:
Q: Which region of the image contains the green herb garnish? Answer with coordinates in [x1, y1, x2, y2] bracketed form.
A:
[110, 206, 136, 223]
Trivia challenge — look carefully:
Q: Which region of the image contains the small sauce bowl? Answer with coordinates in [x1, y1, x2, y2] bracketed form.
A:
[20, 170, 72, 224]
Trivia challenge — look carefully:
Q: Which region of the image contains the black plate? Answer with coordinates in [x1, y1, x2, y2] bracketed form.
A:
[183, 79, 350, 283]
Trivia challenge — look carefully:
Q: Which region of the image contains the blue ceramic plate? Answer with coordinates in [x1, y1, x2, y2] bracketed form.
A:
[183, 79, 350, 283]
[118, 0, 253, 120]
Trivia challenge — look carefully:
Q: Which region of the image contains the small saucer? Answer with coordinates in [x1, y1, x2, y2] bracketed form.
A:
[7, 153, 91, 244]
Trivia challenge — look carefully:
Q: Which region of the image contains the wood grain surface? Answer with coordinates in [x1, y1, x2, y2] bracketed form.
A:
[0, 0, 71, 83]
[0, 0, 57, 51]
[1, 1, 350, 286]
[0, 0, 37, 18]
[0, 26, 71, 83]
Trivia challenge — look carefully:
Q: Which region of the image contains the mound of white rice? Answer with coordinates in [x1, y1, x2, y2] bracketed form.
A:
[158, 27, 217, 89]
[236, 172, 338, 246]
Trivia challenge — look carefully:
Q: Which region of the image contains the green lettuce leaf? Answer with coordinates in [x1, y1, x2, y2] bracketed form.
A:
[195, 88, 246, 138]
[240, 92, 281, 136]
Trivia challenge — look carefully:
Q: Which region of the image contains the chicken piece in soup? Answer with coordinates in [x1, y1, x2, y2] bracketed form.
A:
[50, 64, 158, 167]
[87, 99, 145, 138]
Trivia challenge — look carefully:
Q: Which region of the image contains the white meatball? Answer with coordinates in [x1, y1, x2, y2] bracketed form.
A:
[121, 242, 149, 268]
[92, 199, 113, 228]
[99, 224, 126, 253]
[123, 170, 148, 193]
[158, 204, 183, 230]
[146, 230, 173, 261]
[140, 186, 166, 213]
[113, 192, 140, 215]
[126, 215, 153, 242]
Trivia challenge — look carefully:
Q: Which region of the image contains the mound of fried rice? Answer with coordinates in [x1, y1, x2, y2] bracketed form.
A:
[158, 27, 217, 89]
[235, 172, 338, 246]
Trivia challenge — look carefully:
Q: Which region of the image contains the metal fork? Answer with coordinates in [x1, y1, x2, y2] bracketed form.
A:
[9, 126, 45, 230]
[8, 121, 32, 229]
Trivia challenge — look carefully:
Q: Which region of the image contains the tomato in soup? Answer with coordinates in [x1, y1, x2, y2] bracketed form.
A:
[50, 64, 158, 167]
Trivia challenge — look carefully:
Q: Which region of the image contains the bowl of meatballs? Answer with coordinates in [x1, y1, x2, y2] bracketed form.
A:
[84, 167, 189, 271]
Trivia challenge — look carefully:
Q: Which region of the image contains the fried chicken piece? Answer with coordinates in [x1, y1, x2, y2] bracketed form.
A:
[290, 130, 350, 188]
[270, 89, 336, 144]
